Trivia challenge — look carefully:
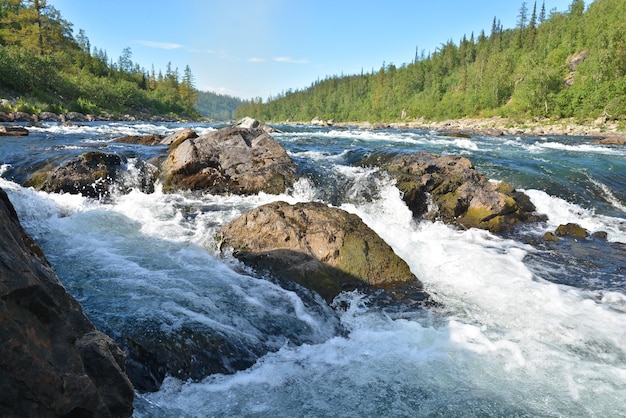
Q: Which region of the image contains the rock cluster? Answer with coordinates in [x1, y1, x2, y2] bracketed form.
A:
[0, 110, 179, 123]
[368, 152, 544, 232]
[0, 188, 134, 417]
[542, 222, 608, 242]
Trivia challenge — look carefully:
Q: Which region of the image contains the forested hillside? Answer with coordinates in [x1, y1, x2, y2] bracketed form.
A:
[0, 0, 199, 118]
[240, 0, 625, 123]
[195, 90, 245, 120]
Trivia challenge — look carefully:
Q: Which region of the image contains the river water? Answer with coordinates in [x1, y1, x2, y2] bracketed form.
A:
[1, 122, 625, 417]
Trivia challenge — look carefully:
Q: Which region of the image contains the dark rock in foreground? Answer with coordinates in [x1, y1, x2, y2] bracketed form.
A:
[219, 201, 425, 302]
[122, 320, 261, 393]
[161, 126, 296, 195]
[371, 152, 545, 233]
[0, 187, 134, 417]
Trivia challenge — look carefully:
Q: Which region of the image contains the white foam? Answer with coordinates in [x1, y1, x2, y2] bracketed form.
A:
[276, 129, 425, 145]
[452, 138, 479, 151]
[525, 188, 626, 242]
[590, 178, 626, 214]
[0, 164, 10, 176]
[28, 122, 217, 141]
[527, 140, 623, 155]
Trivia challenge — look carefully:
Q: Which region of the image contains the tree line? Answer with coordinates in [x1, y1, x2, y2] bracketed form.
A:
[0, 0, 199, 118]
[238, 0, 625, 123]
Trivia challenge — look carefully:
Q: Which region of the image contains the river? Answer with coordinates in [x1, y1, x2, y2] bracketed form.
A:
[1, 121, 625, 417]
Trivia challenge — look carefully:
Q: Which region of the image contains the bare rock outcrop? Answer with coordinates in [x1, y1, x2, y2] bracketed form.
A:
[0, 187, 134, 417]
[219, 201, 425, 302]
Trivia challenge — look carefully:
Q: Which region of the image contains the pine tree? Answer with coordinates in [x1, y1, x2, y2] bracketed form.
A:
[179, 64, 197, 108]
[517, 2, 529, 47]
[539, 1, 546, 23]
[0, 0, 73, 54]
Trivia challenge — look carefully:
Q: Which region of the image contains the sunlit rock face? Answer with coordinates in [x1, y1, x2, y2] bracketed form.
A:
[161, 125, 296, 195]
[219, 200, 425, 302]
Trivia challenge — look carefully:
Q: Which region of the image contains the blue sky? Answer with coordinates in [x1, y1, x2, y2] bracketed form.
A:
[51, 0, 576, 100]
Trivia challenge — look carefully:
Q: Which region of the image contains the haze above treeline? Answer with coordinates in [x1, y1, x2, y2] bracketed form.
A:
[1, 0, 624, 123]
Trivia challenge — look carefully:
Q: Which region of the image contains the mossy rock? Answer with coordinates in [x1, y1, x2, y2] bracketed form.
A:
[219, 201, 424, 303]
[378, 152, 545, 233]
[543, 231, 559, 242]
[555, 223, 589, 239]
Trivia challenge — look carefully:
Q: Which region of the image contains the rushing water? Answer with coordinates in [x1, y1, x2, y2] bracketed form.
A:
[1, 122, 625, 417]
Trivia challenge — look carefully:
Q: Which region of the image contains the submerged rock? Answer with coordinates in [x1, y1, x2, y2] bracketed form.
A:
[442, 131, 471, 138]
[594, 135, 626, 145]
[27, 151, 124, 198]
[218, 201, 425, 302]
[160, 125, 296, 194]
[122, 320, 260, 393]
[371, 152, 545, 233]
[543, 231, 560, 242]
[114, 133, 165, 145]
[0, 125, 29, 136]
[0, 187, 134, 417]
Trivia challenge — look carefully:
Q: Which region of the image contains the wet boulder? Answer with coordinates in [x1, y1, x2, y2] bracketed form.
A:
[28, 151, 124, 198]
[0, 187, 134, 417]
[218, 201, 425, 302]
[555, 223, 589, 239]
[374, 152, 544, 233]
[160, 125, 296, 195]
[122, 319, 261, 393]
[542, 231, 560, 242]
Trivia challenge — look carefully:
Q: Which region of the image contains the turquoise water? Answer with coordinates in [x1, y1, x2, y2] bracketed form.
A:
[1, 122, 625, 417]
